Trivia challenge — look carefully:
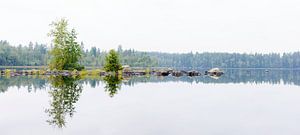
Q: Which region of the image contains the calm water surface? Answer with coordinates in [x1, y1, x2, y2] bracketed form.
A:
[1, 69, 300, 135]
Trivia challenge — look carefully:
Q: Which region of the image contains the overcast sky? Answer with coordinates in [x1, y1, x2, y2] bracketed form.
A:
[0, 0, 300, 53]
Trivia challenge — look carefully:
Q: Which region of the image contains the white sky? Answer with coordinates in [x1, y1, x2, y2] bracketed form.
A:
[0, 0, 300, 53]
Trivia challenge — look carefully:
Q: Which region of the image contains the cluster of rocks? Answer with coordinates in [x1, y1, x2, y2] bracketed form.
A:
[0, 70, 77, 77]
[1, 70, 37, 76]
[1, 68, 224, 77]
[123, 71, 147, 76]
[152, 68, 224, 77]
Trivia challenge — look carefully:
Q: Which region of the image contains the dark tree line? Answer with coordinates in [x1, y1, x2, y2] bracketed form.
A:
[81, 46, 158, 67]
[1, 41, 300, 68]
[0, 40, 48, 66]
[148, 52, 300, 68]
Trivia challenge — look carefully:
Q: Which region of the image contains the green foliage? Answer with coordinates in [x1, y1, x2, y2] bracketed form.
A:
[90, 69, 102, 76]
[5, 69, 11, 76]
[48, 19, 84, 71]
[46, 76, 82, 128]
[103, 75, 122, 97]
[145, 67, 150, 75]
[120, 50, 158, 67]
[79, 70, 88, 76]
[1, 41, 300, 68]
[0, 40, 47, 66]
[104, 49, 123, 72]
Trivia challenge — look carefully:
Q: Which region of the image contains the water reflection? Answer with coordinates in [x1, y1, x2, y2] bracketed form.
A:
[0, 69, 300, 94]
[103, 75, 123, 97]
[0, 76, 47, 93]
[45, 76, 82, 128]
[119, 69, 300, 86]
[0, 69, 300, 129]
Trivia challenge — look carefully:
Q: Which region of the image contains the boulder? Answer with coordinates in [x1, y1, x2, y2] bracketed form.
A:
[100, 72, 106, 76]
[133, 72, 146, 76]
[156, 71, 170, 76]
[24, 71, 29, 76]
[122, 65, 131, 72]
[172, 71, 183, 77]
[187, 70, 201, 76]
[61, 71, 71, 76]
[161, 71, 170, 76]
[207, 68, 224, 76]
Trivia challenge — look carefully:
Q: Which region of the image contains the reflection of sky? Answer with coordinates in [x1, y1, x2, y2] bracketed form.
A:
[124, 69, 300, 87]
[1, 82, 300, 135]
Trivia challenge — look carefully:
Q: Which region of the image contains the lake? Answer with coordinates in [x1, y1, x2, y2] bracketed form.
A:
[1, 69, 300, 135]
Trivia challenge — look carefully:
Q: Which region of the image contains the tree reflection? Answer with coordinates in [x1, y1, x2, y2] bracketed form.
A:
[0, 69, 300, 95]
[103, 75, 122, 97]
[45, 76, 82, 128]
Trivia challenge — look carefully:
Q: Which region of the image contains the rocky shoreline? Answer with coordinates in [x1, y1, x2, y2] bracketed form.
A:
[0, 68, 224, 77]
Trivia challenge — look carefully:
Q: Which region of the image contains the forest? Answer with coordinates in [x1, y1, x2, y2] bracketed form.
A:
[1, 40, 300, 68]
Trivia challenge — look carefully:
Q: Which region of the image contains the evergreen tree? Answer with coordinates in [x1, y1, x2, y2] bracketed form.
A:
[104, 49, 122, 72]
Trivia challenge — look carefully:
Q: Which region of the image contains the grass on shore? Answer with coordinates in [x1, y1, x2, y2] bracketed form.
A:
[1, 67, 155, 77]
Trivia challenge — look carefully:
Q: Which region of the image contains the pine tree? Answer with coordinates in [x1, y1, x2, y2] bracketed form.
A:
[104, 49, 122, 72]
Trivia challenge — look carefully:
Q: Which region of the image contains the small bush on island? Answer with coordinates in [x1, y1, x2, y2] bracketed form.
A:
[104, 49, 123, 73]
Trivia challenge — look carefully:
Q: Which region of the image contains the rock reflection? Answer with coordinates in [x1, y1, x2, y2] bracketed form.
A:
[45, 76, 82, 128]
[0, 69, 300, 94]
[103, 75, 123, 97]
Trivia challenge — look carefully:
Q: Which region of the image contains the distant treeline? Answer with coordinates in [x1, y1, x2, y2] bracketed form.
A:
[1, 40, 300, 68]
[0, 41, 48, 66]
[0, 40, 157, 67]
